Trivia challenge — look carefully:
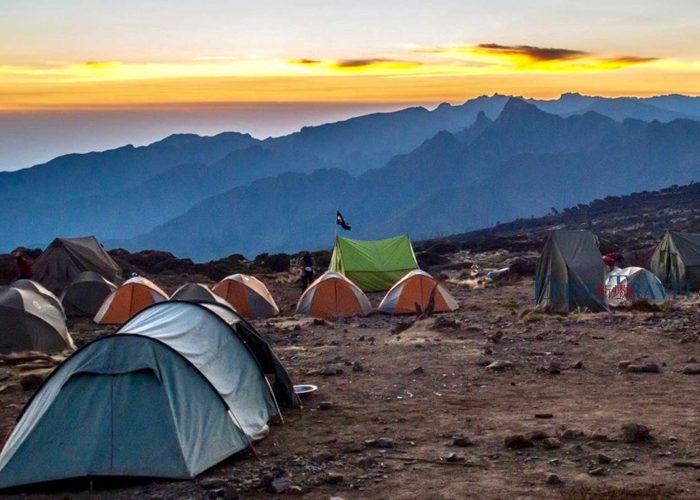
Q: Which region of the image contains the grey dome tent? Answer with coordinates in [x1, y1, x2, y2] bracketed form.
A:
[0, 287, 74, 353]
[534, 230, 608, 313]
[170, 282, 233, 308]
[60, 271, 117, 317]
[33, 236, 122, 293]
[11, 279, 66, 319]
[650, 231, 700, 290]
[0, 334, 251, 489]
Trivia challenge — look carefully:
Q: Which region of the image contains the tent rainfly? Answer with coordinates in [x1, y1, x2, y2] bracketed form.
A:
[212, 274, 279, 320]
[650, 231, 700, 290]
[296, 271, 372, 319]
[329, 235, 419, 292]
[605, 267, 667, 307]
[378, 270, 458, 315]
[534, 230, 608, 313]
[11, 279, 66, 319]
[93, 277, 168, 325]
[60, 271, 117, 318]
[0, 335, 251, 488]
[170, 283, 233, 308]
[118, 301, 297, 436]
[32, 236, 121, 293]
[0, 287, 74, 353]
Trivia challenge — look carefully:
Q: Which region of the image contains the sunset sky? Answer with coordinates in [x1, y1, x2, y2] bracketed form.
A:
[2, 0, 700, 169]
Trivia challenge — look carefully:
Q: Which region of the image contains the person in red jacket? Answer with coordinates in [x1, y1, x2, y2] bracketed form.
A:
[12, 249, 33, 280]
[603, 252, 624, 269]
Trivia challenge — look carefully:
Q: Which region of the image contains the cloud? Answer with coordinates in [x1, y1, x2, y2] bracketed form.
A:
[475, 43, 586, 61]
[333, 58, 422, 69]
[289, 58, 321, 65]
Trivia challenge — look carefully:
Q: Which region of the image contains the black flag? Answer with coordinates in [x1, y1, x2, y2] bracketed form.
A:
[336, 210, 351, 231]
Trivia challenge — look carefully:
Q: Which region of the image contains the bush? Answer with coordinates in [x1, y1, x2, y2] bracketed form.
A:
[265, 253, 291, 272]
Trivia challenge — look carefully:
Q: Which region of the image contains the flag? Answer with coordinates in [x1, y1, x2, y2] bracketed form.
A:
[336, 210, 351, 231]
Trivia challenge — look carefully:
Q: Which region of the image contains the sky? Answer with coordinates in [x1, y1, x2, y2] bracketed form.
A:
[2, 0, 700, 170]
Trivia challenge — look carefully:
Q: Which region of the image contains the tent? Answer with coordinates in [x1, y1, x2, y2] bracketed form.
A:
[605, 267, 667, 307]
[329, 235, 419, 292]
[378, 270, 459, 315]
[534, 230, 608, 312]
[33, 236, 122, 293]
[93, 277, 168, 325]
[60, 271, 117, 318]
[650, 231, 700, 290]
[171, 283, 232, 308]
[0, 334, 250, 488]
[11, 279, 65, 319]
[212, 274, 279, 320]
[296, 271, 372, 319]
[0, 287, 74, 353]
[118, 301, 296, 436]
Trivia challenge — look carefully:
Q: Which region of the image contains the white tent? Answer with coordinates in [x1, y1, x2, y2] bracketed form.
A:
[605, 267, 667, 307]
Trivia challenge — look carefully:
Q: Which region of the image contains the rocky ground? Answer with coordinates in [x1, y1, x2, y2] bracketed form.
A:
[1, 264, 699, 499]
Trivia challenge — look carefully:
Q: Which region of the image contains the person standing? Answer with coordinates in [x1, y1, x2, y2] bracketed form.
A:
[301, 252, 314, 290]
[13, 249, 33, 280]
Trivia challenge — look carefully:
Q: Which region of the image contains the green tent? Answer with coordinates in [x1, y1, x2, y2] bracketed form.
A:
[329, 235, 418, 292]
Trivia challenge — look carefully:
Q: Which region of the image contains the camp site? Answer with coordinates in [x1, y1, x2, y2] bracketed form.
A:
[0, 219, 699, 500]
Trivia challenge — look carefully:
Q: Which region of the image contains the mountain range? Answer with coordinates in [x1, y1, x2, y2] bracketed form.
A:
[3, 93, 700, 260]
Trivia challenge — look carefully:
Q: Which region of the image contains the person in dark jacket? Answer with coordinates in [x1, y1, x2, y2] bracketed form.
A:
[301, 252, 314, 290]
[13, 249, 33, 280]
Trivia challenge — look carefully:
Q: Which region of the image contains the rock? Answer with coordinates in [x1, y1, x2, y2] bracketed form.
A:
[352, 362, 364, 372]
[444, 452, 462, 462]
[287, 485, 303, 495]
[542, 437, 561, 449]
[548, 361, 561, 374]
[268, 477, 292, 494]
[322, 366, 342, 376]
[326, 472, 344, 484]
[588, 467, 606, 476]
[591, 432, 608, 441]
[622, 423, 652, 443]
[571, 360, 584, 369]
[19, 369, 51, 391]
[486, 360, 513, 371]
[686, 356, 698, 363]
[682, 363, 700, 375]
[483, 345, 493, 355]
[453, 436, 473, 447]
[672, 461, 700, 469]
[618, 360, 631, 369]
[641, 363, 660, 373]
[411, 366, 425, 375]
[206, 487, 239, 500]
[366, 437, 394, 449]
[535, 413, 553, 419]
[475, 356, 493, 367]
[313, 451, 335, 462]
[504, 434, 533, 449]
[546, 473, 563, 485]
[487, 331, 503, 343]
[626, 364, 644, 373]
[529, 430, 549, 441]
[358, 456, 378, 469]
[597, 453, 613, 464]
[200, 478, 230, 490]
[560, 429, 584, 440]
[318, 401, 333, 410]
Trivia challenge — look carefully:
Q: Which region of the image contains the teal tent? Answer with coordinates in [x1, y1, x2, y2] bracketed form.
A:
[329, 234, 419, 292]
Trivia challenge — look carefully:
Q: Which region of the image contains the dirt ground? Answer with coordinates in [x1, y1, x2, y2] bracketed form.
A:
[1, 274, 699, 500]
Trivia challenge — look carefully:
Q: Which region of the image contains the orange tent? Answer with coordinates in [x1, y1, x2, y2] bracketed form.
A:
[378, 270, 458, 315]
[296, 272, 372, 319]
[212, 274, 279, 320]
[93, 277, 169, 325]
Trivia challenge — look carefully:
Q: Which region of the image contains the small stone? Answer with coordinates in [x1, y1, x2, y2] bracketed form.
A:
[488, 331, 503, 343]
[641, 363, 660, 373]
[313, 451, 335, 462]
[546, 473, 562, 485]
[626, 364, 644, 373]
[352, 362, 364, 372]
[535, 413, 553, 419]
[288, 485, 303, 495]
[267, 477, 292, 494]
[618, 360, 632, 369]
[483, 345, 493, 355]
[591, 433, 608, 441]
[366, 437, 394, 449]
[542, 438, 561, 450]
[318, 401, 333, 410]
[588, 467, 606, 476]
[560, 429, 584, 440]
[597, 453, 613, 464]
[444, 452, 462, 462]
[504, 434, 533, 449]
[682, 363, 700, 375]
[486, 360, 513, 371]
[411, 366, 425, 375]
[322, 366, 341, 376]
[358, 456, 378, 469]
[622, 423, 652, 443]
[326, 472, 344, 484]
[571, 360, 584, 369]
[475, 356, 493, 367]
[453, 436, 473, 447]
[548, 361, 561, 374]
[529, 430, 549, 441]
[19, 370, 51, 391]
[199, 478, 229, 490]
